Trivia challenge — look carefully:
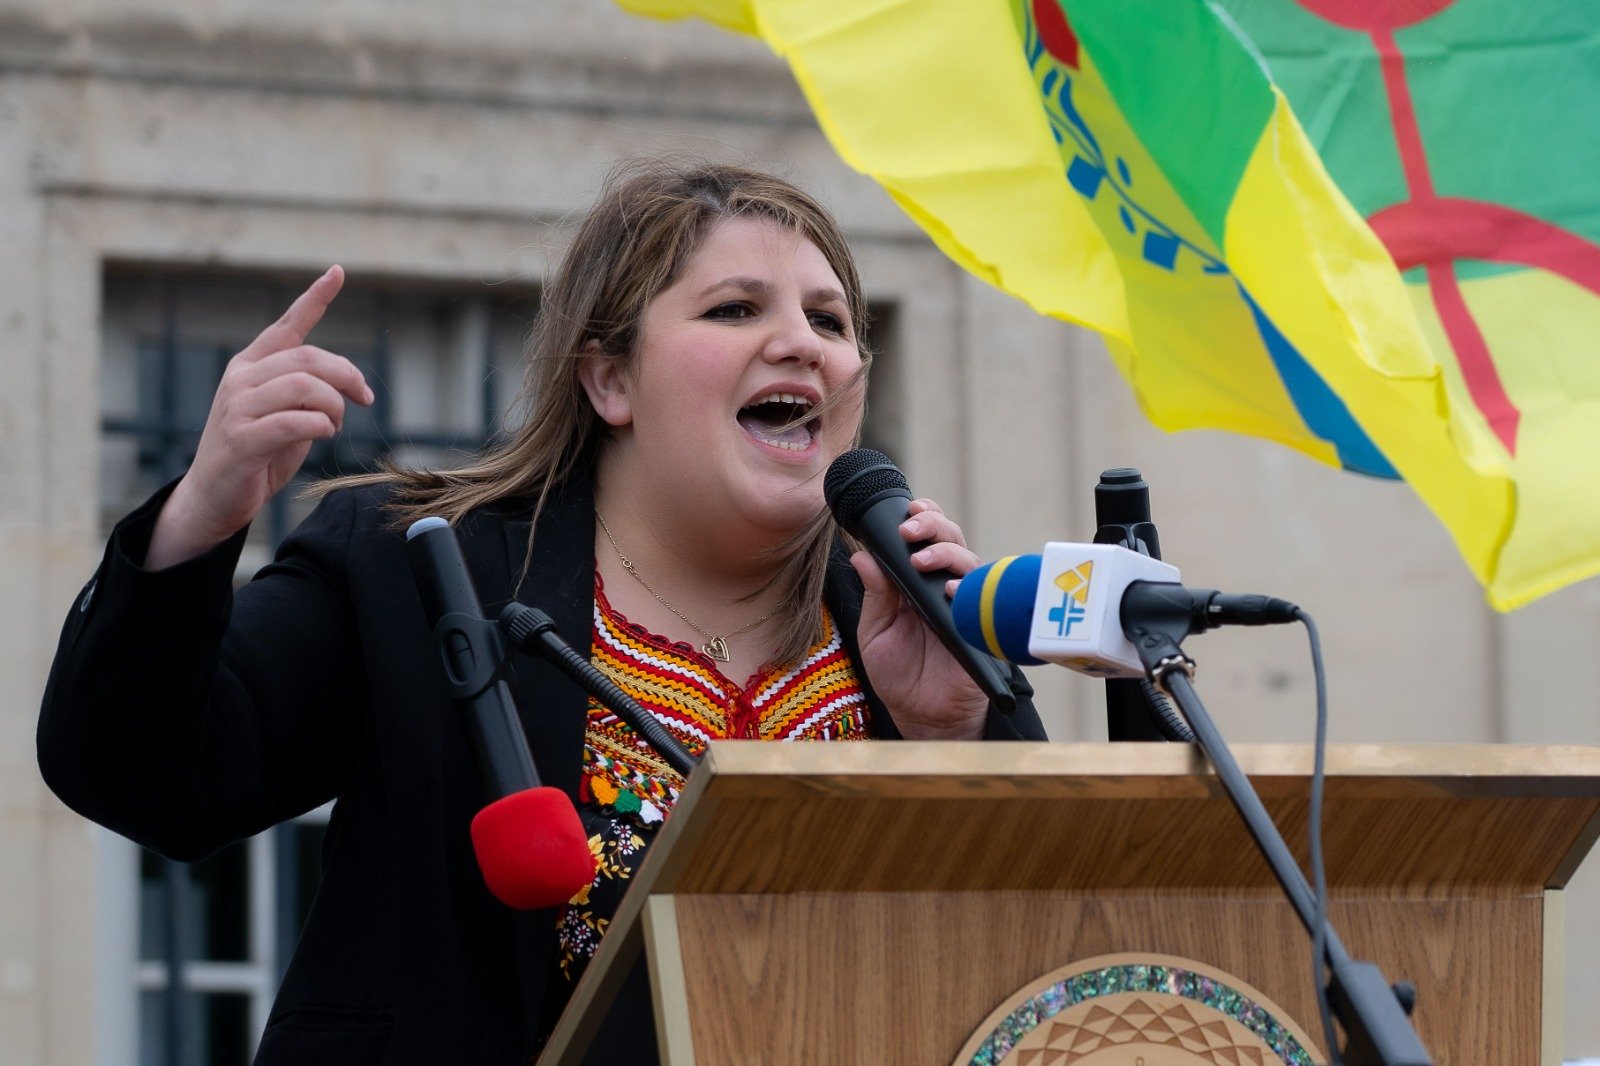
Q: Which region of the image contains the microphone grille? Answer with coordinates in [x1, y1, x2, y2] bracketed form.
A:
[824, 448, 910, 525]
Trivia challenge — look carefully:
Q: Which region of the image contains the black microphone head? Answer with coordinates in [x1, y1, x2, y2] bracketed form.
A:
[824, 448, 911, 532]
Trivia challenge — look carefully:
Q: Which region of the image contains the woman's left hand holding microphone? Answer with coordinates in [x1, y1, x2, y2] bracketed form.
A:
[144, 266, 374, 570]
[850, 499, 992, 740]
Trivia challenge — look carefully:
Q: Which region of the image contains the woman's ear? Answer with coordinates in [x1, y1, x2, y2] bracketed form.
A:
[576, 340, 633, 428]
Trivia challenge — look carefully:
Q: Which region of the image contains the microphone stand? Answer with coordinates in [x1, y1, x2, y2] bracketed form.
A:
[1093, 468, 1184, 741]
[1122, 595, 1431, 1066]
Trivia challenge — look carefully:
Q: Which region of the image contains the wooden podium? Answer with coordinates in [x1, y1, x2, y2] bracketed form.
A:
[539, 742, 1600, 1065]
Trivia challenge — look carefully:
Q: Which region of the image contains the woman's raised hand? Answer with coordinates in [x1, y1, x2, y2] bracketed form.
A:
[144, 266, 373, 570]
[850, 498, 993, 740]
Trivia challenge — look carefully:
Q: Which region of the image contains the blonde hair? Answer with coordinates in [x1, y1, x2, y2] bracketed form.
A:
[315, 158, 872, 665]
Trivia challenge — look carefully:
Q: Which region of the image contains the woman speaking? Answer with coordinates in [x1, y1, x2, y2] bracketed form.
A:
[38, 159, 1045, 1063]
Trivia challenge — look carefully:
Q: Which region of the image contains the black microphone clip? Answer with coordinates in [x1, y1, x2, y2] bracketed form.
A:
[405, 517, 541, 801]
[432, 612, 510, 703]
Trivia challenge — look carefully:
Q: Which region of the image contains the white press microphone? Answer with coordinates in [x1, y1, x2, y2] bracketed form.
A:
[952, 544, 1179, 678]
[952, 544, 1298, 678]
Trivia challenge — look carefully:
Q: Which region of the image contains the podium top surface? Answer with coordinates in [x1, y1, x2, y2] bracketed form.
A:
[643, 742, 1600, 895]
[537, 743, 1600, 1064]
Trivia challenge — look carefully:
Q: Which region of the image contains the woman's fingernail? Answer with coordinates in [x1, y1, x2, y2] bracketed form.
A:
[913, 548, 931, 563]
[903, 519, 921, 534]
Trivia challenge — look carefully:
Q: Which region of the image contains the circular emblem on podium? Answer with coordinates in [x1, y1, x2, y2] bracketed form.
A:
[954, 953, 1323, 1066]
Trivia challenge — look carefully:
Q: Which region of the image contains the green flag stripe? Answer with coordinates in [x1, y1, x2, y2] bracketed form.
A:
[1062, 0, 1274, 248]
[1218, 0, 1600, 246]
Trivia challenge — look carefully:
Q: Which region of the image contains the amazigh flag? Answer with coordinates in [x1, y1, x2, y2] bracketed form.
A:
[619, 0, 1597, 610]
[1214, 0, 1600, 605]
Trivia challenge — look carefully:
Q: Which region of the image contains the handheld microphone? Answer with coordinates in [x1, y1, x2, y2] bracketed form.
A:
[405, 517, 596, 910]
[824, 449, 1016, 715]
[951, 544, 1298, 677]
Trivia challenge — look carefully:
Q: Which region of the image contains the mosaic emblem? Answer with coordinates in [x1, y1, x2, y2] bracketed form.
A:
[955, 953, 1324, 1066]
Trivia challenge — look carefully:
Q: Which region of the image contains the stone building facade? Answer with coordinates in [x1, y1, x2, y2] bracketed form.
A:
[3, 1, 1595, 1061]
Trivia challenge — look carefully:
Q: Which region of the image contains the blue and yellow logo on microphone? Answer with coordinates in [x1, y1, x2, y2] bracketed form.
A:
[1048, 561, 1093, 638]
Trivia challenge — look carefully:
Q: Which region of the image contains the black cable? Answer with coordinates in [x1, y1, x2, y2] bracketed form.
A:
[1298, 607, 1340, 1065]
[1145, 601, 1424, 1063]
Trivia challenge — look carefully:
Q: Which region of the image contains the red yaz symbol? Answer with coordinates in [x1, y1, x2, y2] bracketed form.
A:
[1033, 0, 1079, 69]
[1289, 0, 1457, 32]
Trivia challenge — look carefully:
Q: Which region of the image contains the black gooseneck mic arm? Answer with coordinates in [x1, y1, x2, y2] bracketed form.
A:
[1123, 594, 1431, 1066]
[499, 603, 700, 779]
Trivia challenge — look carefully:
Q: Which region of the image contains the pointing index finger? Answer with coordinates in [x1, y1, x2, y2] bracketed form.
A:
[243, 265, 345, 360]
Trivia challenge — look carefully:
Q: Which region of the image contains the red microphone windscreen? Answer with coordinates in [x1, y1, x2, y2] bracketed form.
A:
[470, 787, 597, 910]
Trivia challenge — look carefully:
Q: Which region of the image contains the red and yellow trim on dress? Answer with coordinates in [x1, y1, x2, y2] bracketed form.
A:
[577, 573, 872, 823]
[555, 576, 872, 980]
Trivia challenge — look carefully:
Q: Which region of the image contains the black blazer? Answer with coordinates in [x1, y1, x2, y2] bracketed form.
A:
[38, 469, 1045, 1063]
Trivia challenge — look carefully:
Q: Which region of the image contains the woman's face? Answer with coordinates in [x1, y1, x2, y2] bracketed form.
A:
[589, 215, 865, 536]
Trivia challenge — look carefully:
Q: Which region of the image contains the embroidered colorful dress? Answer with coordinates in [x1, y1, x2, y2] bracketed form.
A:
[553, 574, 872, 986]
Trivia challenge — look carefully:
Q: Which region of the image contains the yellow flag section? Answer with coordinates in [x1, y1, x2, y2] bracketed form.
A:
[615, 0, 1539, 605]
[1407, 267, 1600, 605]
[1225, 106, 1513, 598]
[623, 0, 1126, 343]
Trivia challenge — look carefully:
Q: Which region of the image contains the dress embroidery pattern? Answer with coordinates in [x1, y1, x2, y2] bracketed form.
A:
[554, 575, 871, 984]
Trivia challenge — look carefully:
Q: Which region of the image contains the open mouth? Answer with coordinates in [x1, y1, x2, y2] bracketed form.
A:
[736, 391, 820, 452]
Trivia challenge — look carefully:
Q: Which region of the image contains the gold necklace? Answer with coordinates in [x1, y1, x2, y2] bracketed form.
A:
[595, 511, 778, 663]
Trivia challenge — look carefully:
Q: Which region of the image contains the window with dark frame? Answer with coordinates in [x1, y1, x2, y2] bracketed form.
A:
[101, 265, 536, 1066]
